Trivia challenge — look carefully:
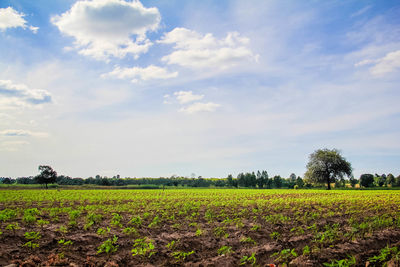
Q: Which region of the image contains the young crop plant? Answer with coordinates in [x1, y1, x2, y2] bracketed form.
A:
[37, 219, 49, 231]
[368, 245, 400, 265]
[148, 215, 161, 228]
[97, 227, 111, 236]
[214, 226, 229, 238]
[0, 209, 16, 222]
[195, 228, 203, 237]
[23, 231, 41, 250]
[68, 210, 81, 227]
[110, 213, 123, 228]
[272, 248, 298, 264]
[302, 245, 311, 256]
[131, 238, 155, 258]
[218, 245, 234, 256]
[129, 215, 142, 227]
[58, 239, 74, 252]
[122, 226, 137, 236]
[323, 255, 356, 267]
[23, 208, 39, 224]
[5, 222, 20, 236]
[270, 231, 281, 240]
[239, 252, 257, 266]
[250, 224, 261, 231]
[171, 250, 195, 262]
[165, 240, 178, 250]
[84, 212, 102, 230]
[240, 236, 257, 245]
[97, 235, 119, 255]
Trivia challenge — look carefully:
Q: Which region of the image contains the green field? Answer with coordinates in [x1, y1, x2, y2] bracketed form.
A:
[1, 189, 400, 266]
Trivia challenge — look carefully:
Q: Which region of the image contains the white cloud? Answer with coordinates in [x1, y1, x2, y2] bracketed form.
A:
[179, 102, 220, 114]
[354, 59, 376, 67]
[370, 50, 400, 76]
[355, 50, 400, 76]
[174, 91, 204, 104]
[0, 7, 38, 33]
[0, 80, 52, 108]
[0, 129, 48, 138]
[103, 65, 178, 83]
[51, 0, 160, 61]
[158, 28, 258, 70]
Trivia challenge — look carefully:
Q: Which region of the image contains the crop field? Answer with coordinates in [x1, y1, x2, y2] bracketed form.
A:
[1, 189, 400, 266]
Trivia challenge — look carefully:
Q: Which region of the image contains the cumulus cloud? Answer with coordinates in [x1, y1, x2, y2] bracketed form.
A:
[158, 28, 258, 70]
[179, 102, 220, 114]
[0, 7, 38, 33]
[355, 50, 400, 76]
[174, 91, 204, 104]
[51, 0, 161, 61]
[0, 129, 48, 138]
[0, 80, 52, 108]
[164, 90, 220, 114]
[103, 65, 178, 83]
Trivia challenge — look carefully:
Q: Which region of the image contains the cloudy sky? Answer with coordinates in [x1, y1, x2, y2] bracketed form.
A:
[1, 0, 400, 179]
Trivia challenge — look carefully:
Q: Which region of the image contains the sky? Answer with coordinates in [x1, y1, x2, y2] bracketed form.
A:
[1, 0, 400, 179]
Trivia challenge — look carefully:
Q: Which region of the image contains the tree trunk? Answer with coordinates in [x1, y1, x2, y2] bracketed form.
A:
[45, 183, 48, 189]
[327, 177, 331, 190]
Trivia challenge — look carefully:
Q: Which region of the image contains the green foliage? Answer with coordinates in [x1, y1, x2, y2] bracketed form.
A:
[5, 222, 20, 236]
[23, 241, 39, 249]
[323, 255, 356, 267]
[58, 239, 73, 247]
[273, 248, 298, 263]
[171, 250, 195, 262]
[37, 219, 49, 230]
[24, 231, 41, 240]
[360, 174, 374, 188]
[129, 215, 142, 227]
[110, 213, 123, 228]
[23, 231, 41, 250]
[131, 238, 155, 258]
[240, 236, 257, 245]
[165, 240, 177, 250]
[97, 227, 110, 236]
[195, 228, 203, 236]
[0, 209, 16, 222]
[122, 227, 137, 236]
[35, 165, 57, 188]
[218, 245, 233, 255]
[368, 245, 400, 265]
[240, 252, 257, 266]
[303, 245, 310, 256]
[305, 148, 352, 190]
[84, 212, 102, 230]
[23, 208, 39, 224]
[270, 231, 281, 240]
[97, 235, 118, 254]
[68, 210, 81, 226]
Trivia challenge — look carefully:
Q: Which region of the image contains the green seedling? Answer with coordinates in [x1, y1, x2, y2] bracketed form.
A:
[6, 222, 20, 236]
[97, 235, 118, 255]
[131, 238, 155, 258]
[218, 245, 234, 256]
[171, 250, 195, 262]
[240, 252, 256, 266]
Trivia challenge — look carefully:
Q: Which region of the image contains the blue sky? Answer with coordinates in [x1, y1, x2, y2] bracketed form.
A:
[1, 0, 400, 179]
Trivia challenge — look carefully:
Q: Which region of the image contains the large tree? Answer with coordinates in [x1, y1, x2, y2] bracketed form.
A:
[304, 149, 352, 190]
[35, 165, 57, 189]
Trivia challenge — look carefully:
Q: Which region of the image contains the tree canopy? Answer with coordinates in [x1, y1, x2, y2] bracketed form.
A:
[304, 148, 352, 190]
[35, 165, 57, 189]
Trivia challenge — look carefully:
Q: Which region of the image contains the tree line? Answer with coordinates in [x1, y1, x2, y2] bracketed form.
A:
[1, 149, 399, 189]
